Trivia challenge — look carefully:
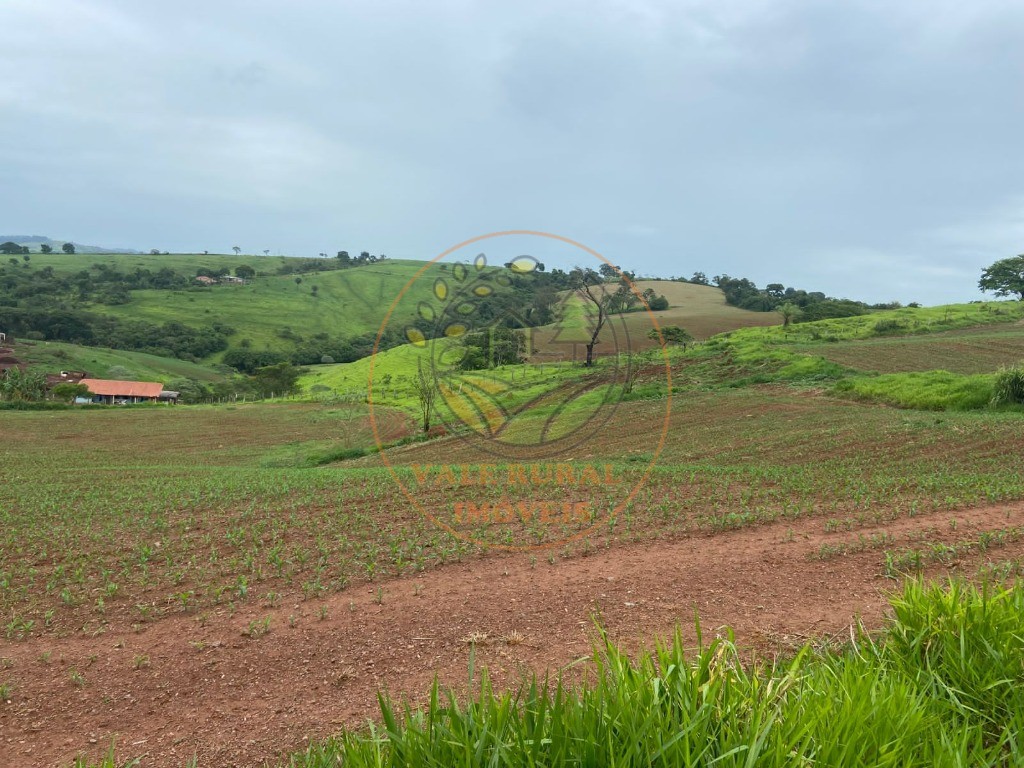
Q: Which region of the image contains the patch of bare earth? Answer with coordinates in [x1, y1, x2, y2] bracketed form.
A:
[2, 501, 1023, 767]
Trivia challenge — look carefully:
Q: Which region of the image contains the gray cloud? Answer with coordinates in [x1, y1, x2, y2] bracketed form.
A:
[2, 0, 1022, 303]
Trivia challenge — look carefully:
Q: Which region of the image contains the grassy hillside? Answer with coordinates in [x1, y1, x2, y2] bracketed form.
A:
[300, 278, 781, 392]
[25, 255, 480, 358]
[700, 300, 1024, 411]
[21, 251, 289, 274]
[729, 301, 1024, 346]
[4, 254, 791, 379]
[300, 298, 1024, 425]
[13, 339, 226, 383]
[795, 323, 1024, 374]
[527, 280, 781, 362]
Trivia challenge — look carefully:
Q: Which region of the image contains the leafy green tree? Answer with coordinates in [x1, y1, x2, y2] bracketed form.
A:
[690, 272, 709, 285]
[606, 283, 640, 314]
[62, 242, 75, 254]
[51, 382, 90, 402]
[232, 246, 241, 255]
[234, 265, 255, 279]
[641, 288, 669, 311]
[252, 362, 302, 397]
[40, 244, 52, 253]
[222, 348, 285, 374]
[164, 377, 210, 404]
[0, 241, 21, 255]
[647, 325, 693, 347]
[779, 302, 802, 327]
[979, 255, 1024, 300]
[458, 325, 526, 370]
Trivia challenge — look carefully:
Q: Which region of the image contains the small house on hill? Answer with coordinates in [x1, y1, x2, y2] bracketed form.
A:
[194, 275, 218, 286]
[80, 378, 166, 404]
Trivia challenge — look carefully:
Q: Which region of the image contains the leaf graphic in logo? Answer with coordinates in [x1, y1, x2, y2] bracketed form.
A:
[433, 278, 448, 301]
[508, 256, 539, 274]
[438, 375, 511, 437]
[406, 328, 427, 347]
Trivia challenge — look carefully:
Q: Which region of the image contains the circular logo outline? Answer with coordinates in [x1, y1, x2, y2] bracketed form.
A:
[368, 230, 673, 552]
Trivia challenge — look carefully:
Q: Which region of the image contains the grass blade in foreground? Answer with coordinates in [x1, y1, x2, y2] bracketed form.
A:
[288, 579, 1024, 768]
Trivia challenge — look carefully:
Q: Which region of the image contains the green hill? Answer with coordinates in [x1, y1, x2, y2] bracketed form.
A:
[0, 253, 458, 365]
[95, 258, 446, 356]
[13, 339, 226, 383]
[23, 251, 302, 275]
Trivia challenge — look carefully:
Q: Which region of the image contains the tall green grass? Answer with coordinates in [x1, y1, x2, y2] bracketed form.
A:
[834, 371, 995, 411]
[991, 365, 1024, 406]
[289, 579, 1024, 767]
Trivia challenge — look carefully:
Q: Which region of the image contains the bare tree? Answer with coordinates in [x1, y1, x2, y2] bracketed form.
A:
[414, 362, 438, 433]
[232, 246, 241, 255]
[572, 268, 611, 367]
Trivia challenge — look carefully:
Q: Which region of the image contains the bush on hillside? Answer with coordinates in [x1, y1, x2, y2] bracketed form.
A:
[991, 365, 1024, 406]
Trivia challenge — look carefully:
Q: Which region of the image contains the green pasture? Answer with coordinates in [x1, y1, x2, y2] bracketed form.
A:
[14, 339, 226, 383]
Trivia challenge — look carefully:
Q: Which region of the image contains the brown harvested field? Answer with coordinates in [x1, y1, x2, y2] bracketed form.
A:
[798, 322, 1024, 374]
[3, 390, 1024, 766]
[528, 281, 780, 362]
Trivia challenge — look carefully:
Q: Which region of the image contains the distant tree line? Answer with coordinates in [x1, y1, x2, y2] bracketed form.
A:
[0, 307, 232, 360]
[1, 241, 73, 254]
[684, 273, 890, 322]
[335, 250, 387, 267]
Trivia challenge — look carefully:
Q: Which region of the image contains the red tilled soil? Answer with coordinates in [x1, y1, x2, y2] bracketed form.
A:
[2, 501, 1023, 767]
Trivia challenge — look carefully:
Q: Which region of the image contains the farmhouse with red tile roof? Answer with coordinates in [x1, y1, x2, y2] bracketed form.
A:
[80, 379, 166, 404]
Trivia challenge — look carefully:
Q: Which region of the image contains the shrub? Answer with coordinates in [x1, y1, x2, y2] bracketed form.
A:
[872, 319, 905, 335]
[991, 365, 1024, 406]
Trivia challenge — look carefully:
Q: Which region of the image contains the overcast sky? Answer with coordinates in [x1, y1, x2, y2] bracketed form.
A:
[2, 0, 1023, 304]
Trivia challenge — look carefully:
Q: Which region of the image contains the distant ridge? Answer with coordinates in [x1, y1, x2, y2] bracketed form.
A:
[0, 235, 141, 254]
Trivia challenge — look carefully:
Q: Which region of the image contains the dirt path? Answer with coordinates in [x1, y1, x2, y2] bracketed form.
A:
[3, 501, 1023, 767]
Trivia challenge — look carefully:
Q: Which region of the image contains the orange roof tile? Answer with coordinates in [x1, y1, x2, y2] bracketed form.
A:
[81, 379, 164, 398]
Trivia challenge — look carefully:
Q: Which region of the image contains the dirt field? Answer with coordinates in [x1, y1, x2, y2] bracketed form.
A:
[4, 387, 1024, 766]
[2, 498, 1022, 767]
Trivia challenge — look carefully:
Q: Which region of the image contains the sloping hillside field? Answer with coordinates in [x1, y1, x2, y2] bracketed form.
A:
[3, 326, 1024, 765]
